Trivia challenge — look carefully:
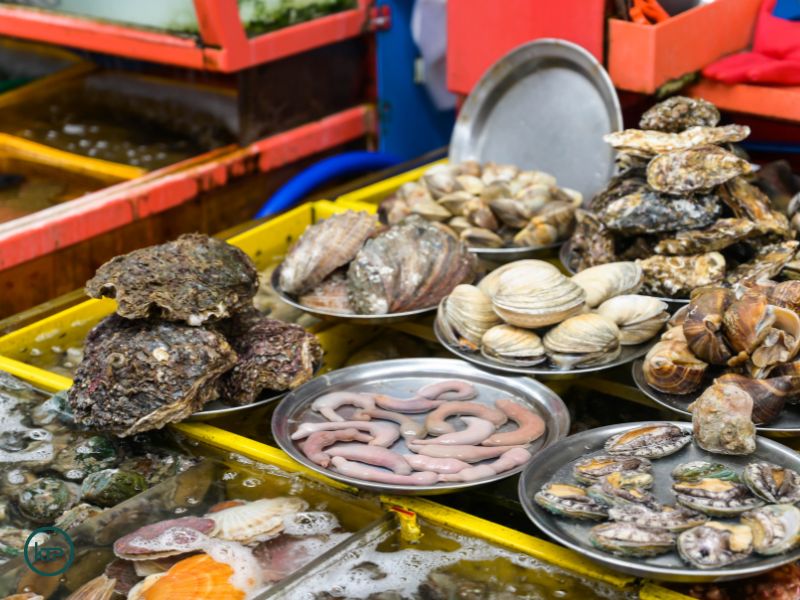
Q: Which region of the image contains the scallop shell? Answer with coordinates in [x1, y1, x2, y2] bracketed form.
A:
[207, 497, 308, 545]
[436, 285, 502, 350]
[128, 554, 246, 600]
[113, 517, 218, 561]
[480, 324, 546, 367]
[571, 262, 643, 308]
[279, 211, 377, 295]
[596, 295, 669, 345]
[543, 313, 621, 369]
[492, 263, 586, 329]
[64, 575, 115, 600]
[642, 337, 707, 395]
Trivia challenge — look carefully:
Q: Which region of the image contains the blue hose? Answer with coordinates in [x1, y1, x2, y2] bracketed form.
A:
[740, 141, 800, 155]
[255, 151, 403, 219]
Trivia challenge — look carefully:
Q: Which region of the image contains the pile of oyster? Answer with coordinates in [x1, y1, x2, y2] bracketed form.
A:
[69, 234, 322, 436]
[278, 211, 476, 315]
[437, 259, 668, 369]
[535, 424, 800, 569]
[565, 96, 798, 299]
[379, 161, 582, 250]
[643, 280, 800, 454]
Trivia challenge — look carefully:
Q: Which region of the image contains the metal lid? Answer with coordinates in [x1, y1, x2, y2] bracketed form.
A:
[450, 39, 622, 201]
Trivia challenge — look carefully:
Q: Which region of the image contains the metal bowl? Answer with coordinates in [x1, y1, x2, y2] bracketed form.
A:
[271, 266, 435, 325]
[272, 358, 570, 495]
[470, 242, 561, 265]
[632, 359, 800, 435]
[519, 420, 800, 582]
[186, 392, 286, 422]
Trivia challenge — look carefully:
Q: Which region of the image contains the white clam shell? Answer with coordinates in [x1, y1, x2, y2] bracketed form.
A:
[571, 262, 643, 308]
[480, 324, 546, 366]
[436, 285, 502, 349]
[543, 313, 621, 368]
[596, 295, 669, 345]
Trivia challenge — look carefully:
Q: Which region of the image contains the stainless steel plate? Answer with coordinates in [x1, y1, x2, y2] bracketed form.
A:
[470, 241, 561, 265]
[559, 241, 690, 307]
[272, 358, 570, 495]
[632, 360, 800, 434]
[271, 266, 435, 325]
[450, 39, 622, 203]
[434, 319, 654, 378]
[518, 421, 800, 582]
[187, 392, 287, 422]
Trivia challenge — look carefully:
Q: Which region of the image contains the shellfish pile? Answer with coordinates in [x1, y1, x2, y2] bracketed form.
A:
[278, 211, 476, 315]
[378, 161, 582, 250]
[565, 96, 797, 299]
[70, 234, 322, 436]
[643, 280, 800, 454]
[535, 424, 800, 569]
[293, 379, 544, 486]
[437, 259, 667, 370]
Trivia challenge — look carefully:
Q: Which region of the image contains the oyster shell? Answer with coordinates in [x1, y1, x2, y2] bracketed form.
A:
[68, 315, 237, 436]
[219, 311, 322, 407]
[604, 424, 691, 458]
[566, 210, 617, 271]
[682, 287, 734, 365]
[768, 280, 800, 313]
[86, 234, 258, 325]
[596, 295, 668, 345]
[689, 381, 757, 456]
[543, 314, 621, 369]
[742, 462, 800, 504]
[587, 471, 657, 508]
[639, 96, 720, 133]
[654, 218, 762, 255]
[638, 252, 726, 298]
[480, 324, 545, 367]
[436, 285, 502, 351]
[671, 461, 739, 483]
[677, 522, 753, 568]
[722, 290, 775, 365]
[572, 455, 652, 486]
[642, 337, 708, 395]
[571, 262, 643, 308]
[492, 262, 586, 328]
[598, 190, 721, 235]
[298, 271, 353, 314]
[608, 504, 708, 532]
[589, 522, 675, 557]
[534, 483, 608, 520]
[741, 504, 800, 555]
[279, 211, 378, 295]
[728, 241, 799, 285]
[347, 215, 476, 315]
[647, 146, 752, 194]
[674, 479, 763, 516]
[604, 125, 749, 156]
[722, 177, 791, 238]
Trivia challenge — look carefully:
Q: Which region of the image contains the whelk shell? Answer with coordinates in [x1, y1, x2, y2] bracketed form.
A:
[642, 336, 708, 395]
[682, 287, 734, 365]
[596, 295, 668, 345]
[436, 285, 502, 351]
[721, 290, 775, 366]
[480, 324, 546, 367]
[571, 262, 643, 308]
[543, 313, 621, 369]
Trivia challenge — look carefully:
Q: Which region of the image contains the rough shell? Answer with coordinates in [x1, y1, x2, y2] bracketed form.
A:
[682, 287, 734, 365]
[572, 455, 652, 485]
[436, 285, 502, 351]
[750, 306, 800, 371]
[604, 125, 749, 156]
[17, 477, 78, 524]
[207, 497, 308, 545]
[639, 96, 720, 133]
[596, 295, 668, 345]
[638, 252, 726, 299]
[727, 241, 799, 285]
[608, 504, 708, 532]
[742, 462, 800, 504]
[689, 382, 757, 456]
[566, 210, 618, 272]
[589, 522, 675, 557]
[543, 314, 621, 369]
[534, 483, 608, 520]
[655, 218, 762, 256]
[86, 234, 258, 325]
[741, 504, 800, 556]
[604, 424, 691, 458]
[722, 177, 791, 238]
[714, 373, 794, 425]
[598, 190, 721, 235]
[768, 281, 800, 314]
[480, 324, 546, 367]
[647, 146, 752, 195]
[677, 522, 753, 568]
[80, 469, 147, 507]
[571, 262, 643, 308]
[642, 337, 708, 395]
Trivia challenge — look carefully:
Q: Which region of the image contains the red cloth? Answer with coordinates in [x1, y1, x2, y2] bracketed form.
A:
[703, 0, 800, 85]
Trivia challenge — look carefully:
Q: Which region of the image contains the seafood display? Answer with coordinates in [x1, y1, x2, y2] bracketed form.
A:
[564, 97, 796, 299]
[276, 211, 476, 316]
[527, 422, 800, 577]
[378, 161, 582, 251]
[69, 235, 322, 432]
[640, 281, 800, 444]
[437, 259, 666, 371]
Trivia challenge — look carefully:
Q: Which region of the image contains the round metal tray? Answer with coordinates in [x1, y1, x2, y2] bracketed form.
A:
[518, 420, 800, 582]
[187, 392, 287, 422]
[450, 39, 622, 203]
[558, 241, 690, 307]
[271, 266, 435, 325]
[272, 358, 570, 495]
[434, 319, 654, 378]
[632, 360, 800, 435]
[470, 241, 561, 265]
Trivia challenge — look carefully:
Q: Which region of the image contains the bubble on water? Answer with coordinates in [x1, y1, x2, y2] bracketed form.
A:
[173, 507, 188, 514]
[29, 348, 43, 357]
[554, 590, 567, 598]
[27, 429, 51, 441]
[221, 471, 238, 481]
[50, 345, 63, 354]
[283, 512, 340, 537]
[242, 478, 261, 488]
[64, 469, 84, 480]
[186, 496, 200, 506]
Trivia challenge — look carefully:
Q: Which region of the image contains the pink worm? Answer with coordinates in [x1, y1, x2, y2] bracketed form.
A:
[291, 421, 400, 447]
[406, 443, 524, 463]
[403, 455, 471, 474]
[425, 402, 507, 436]
[352, 408, 426, 441]
[311, 392, 376, 422]
[412, 417, 495, 446]
[416, 380, 476, 401]
[438, 447, 532, 482]
[330, 457, 437, 486]
[299, 428, 372, 468]
[326, 444, 411, 475]
[482, 399, 546, 446]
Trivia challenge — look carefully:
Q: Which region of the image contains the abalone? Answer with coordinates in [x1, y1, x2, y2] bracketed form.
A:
[604, 424, 691, 458]
[678, 522, 753, 568]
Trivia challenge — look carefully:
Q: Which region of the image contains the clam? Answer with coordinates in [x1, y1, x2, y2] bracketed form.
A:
[674, 479, 763, 516]
[481, 162, 519, 185]
[534, 483, 608, 520]
[642, 338, 708, 395]
[515, 170, 557, 190]
[480, 180, 513, 203]
[572, 455, 652, 485]
[604, 424, 691, 458]
[543, 314, 621, 369]
[447, 216, 471, 235]
[529, 200, 577, 237]
[410, 196, 452, 222]
[488, 198, 534, 229]
[608, 504, 708, 532]
[463, 198, 499, 230]
[477, 260, 561, 299]
[207, 497, 308, 545]
[480, 324, 546, 367]
[741, 504, 800, 555]
[596, 295, 669, 345]
[460, 227, 504, 248]
[671, 461, 739, 483]
[751, 306, 800, 370]
[492, 263, 586, 329]
[589, 522, 675, 558]
[437, 191, 474, 215]
[722, 290, 776, 366]
[571, 262, 643, 308]
[742, 462, 800, 504]
[586, 471, 657, 508]
[436, 285, 502, 351]
[689, 381, 757, 455]
[512, 222, 559, 248]
[677, 522, 753, 568]
[422, 164, 462, 199]
[682, 287, 734, 365]
[714, 373, 792, 425]
[455, 175, 484, 196]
